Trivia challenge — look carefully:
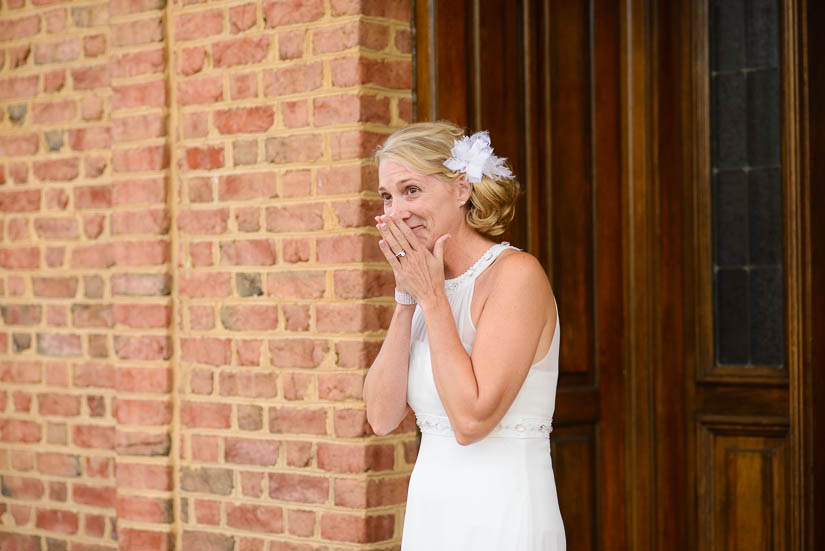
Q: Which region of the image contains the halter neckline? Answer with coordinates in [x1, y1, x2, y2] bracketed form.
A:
[443, 241, 513, 293]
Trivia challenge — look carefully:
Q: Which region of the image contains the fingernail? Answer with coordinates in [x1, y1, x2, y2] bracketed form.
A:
[379, 223, 387, 229]
[379, 239, 384, 245]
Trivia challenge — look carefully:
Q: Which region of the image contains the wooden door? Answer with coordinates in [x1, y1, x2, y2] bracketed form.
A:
[415, 1, 625, 548]
[414, 0, 822, 549]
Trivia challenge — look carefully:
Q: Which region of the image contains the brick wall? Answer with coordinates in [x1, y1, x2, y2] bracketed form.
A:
[0, 1, 416, 549]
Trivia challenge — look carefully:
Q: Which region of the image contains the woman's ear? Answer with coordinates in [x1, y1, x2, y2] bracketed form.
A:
[455, 173, 472, 203]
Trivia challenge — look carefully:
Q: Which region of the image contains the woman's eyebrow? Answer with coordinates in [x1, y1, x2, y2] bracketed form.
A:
[377, 178, 415, 193]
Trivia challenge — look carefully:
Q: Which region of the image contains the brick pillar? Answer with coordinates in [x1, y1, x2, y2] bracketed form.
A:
[1, 0, 415, 549]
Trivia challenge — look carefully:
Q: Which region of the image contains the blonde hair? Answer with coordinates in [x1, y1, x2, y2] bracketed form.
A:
[374, 120, 520, 237]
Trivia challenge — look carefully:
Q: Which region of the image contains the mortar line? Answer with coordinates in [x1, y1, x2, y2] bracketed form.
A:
[162, 3, 184, 549]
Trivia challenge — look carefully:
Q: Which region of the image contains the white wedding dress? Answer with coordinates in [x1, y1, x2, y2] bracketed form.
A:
[401, 242, 566, 550]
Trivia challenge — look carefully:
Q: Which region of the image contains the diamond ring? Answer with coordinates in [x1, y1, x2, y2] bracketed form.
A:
[395, 250, 406, 258]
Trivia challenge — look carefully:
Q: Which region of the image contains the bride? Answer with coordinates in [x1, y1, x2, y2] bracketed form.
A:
[363, 121, 566, 550]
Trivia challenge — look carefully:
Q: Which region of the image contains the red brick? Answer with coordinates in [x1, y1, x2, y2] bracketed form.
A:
[220, 239, 277, 265]
[334, 408, 373, 437]
[215, 106, 274, 134]
[268, 338, 327, 368]
[0, 76, 39, 101]
[112, 145, 169, 172]
[182, 338, 232, 368]
[113, 114, 166, 142]
[263, 0, 323, 27]
[278, 29, 305, 60]
[230, 3, 257, 33]
[316, 303, 393, 332]
[320, 512, 394, 543]
[177, 208, 229, 235]
[182, 402, 231, 428]
[318, 373, 364, 400]
[329, 0, 411, 20]
[0, 360, 42, 383]
[114, 399, 172, 425]
[33, 158, 80, 182]
[111, 17, 163, 47]
[282, 238, 310, 263]
[72, 484, 115, 508]
[178, 273, 232, 299]
[0, 190, 41, 213]
[32, 100, 77, 124]
[178, 76, 223, 105]
[230, 72, 258, 99]
[36, 509, 78, 535]
[227, 504, 284, 534]
[113, 333, 171, 362]
[0, 15, 40, 41]
[182, 531, 233, 551]
[334, 269, 394, 298]
[34, 38, 80, 64]
[112, 178, 167, 205]
[116, 463, 172, 491]
[113, 80, 166, 110]
[264, 62, 322, 96]
[116, 430, 170, 456]
[180, 46, 207, 76]
[265, 134, 323, 163]
[115, 367, 171, 394]
[286, 509, 316, 537]
[218, 172, 277, 201]
[175, 9, 223, 41]
[268, 473, 328, 503]
[1, 475, 44, 500]
[0, 420, 42, 443]
[317, 234, 382, 263]
[68, 127, 111, 151]
[118, 528, 170, 551]
[72, 425, 114, 449]
[73, 362, 114, 388]
[317, 443, 394, 473]
[225, 437, 279, 466]
[116, 495, 172, 523]
[38, 393, 81, 416]
[71, 65, 109, 90]
[191, 434, 220, 462]
[185, 145, 225, 170]
[111, 210, 169, 236]
[213, 36, 269, 67]
[219, 372, 278, 398]
[112, 303, 168, 330]
[194, 499, 220, 525]
[313, 21, 389, 54]
[269, 407, 327, 435]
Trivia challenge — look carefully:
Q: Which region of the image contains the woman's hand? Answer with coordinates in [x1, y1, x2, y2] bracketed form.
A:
[375, 213, 451, 306]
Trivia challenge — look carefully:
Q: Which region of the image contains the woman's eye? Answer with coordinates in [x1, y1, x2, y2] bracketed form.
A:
[407, 186, 420, 195]
[381, 194, 392, 201]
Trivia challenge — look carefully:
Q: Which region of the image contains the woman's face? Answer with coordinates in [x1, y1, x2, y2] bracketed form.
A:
[377, 159, 467, 251]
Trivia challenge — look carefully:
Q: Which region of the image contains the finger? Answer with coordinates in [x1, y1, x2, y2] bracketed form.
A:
[387, 214, 421, 251]
[378, 220, 405, 258]
[377, 238, 402, 270]
[383, 215, 415, 254]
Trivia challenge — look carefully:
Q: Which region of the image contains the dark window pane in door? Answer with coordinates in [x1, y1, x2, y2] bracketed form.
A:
[749, 168, 782, 265]
[747, 68, 781, 165]
[716, 268, 750, 364]
[750, 267, 784, 365]
[746, 0, 780, 67]
[709, 0, 783, 368]
[714, 170, 749, 266]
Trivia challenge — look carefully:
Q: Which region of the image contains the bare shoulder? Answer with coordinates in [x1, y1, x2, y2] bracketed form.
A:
[492, 249, 551, 291]
[483, 249, 555, 313]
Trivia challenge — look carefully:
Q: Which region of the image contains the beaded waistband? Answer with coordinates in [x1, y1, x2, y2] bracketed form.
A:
[415, 413, 552, 439]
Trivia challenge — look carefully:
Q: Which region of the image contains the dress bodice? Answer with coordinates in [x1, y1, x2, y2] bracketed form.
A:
[406, 242, 560, 439]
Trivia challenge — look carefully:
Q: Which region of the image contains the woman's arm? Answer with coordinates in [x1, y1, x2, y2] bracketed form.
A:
[420, 252, 553, 445]
[363, 301, 416, 436]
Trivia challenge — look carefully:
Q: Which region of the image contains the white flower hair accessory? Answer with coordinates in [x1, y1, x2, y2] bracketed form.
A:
[442, 130, 513, 184]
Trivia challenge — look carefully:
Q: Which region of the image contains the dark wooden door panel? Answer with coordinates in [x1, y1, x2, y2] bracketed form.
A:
[414, 0, 621, 547]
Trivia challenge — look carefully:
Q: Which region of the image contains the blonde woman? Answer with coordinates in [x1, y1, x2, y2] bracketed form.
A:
[363, 121, 566, 549]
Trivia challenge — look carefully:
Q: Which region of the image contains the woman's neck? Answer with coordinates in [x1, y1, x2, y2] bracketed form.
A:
[441, 226, 496, 280]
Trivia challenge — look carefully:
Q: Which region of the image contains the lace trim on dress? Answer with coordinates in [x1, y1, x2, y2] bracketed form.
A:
[443, 242, 513, 293]
[416, 413, 553, 439]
